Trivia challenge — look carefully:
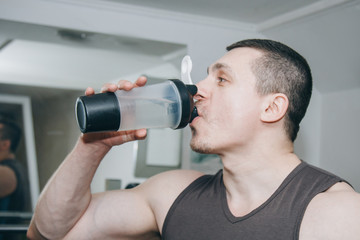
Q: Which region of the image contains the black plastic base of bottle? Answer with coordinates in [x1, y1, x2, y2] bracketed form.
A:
[76, 92, 120, 133]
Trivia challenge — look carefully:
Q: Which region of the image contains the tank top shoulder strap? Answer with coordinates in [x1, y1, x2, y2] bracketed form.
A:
[162, 170, 223, 235]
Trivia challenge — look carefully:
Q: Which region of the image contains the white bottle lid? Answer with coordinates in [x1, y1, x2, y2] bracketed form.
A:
[181, 55, 193, 85]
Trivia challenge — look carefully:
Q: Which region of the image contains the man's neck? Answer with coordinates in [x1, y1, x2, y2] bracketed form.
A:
[0, 152, 15, 162]
[219, 140, 301, 217]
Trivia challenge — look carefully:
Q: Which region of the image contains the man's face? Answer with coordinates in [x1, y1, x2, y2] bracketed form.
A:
[0, 123, 7, 152]
[0, 123, 4, 140]
[190, 47, 265, 155]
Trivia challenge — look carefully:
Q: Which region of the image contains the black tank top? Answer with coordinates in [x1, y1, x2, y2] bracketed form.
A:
[0, 159, 30, 213]
[162, 161, 346, 240]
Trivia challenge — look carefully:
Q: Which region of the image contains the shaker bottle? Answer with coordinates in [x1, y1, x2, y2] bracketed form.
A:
[75, 79, 198, 133]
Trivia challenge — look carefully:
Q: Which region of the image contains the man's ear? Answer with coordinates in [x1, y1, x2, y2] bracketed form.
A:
[261, 93, 289, 123]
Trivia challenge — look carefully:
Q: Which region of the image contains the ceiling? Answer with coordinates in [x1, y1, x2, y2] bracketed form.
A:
[105, 0, 351, 29]
[106, 0, 317, 23]
[0, 20, 186, 95]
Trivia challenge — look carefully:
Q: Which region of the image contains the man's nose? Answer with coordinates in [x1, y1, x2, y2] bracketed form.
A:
[194, 79, 207, 101]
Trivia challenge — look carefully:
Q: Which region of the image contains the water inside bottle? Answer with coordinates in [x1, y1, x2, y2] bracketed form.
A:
[115, 81, 182, 130]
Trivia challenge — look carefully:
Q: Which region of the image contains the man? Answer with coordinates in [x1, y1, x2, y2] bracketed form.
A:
[27, 39, 360, 240]
[0, 113, 29, 213]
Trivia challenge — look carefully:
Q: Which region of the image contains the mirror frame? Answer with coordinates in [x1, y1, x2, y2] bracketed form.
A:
[0, 94, 39, 210]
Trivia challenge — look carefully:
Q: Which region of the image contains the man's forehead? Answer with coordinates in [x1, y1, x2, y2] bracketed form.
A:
[208, 48, 262, 73]
[207, 62, 232, 73]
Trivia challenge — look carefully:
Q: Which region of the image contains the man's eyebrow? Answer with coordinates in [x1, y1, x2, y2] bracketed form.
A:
[207, 62, 233, 74]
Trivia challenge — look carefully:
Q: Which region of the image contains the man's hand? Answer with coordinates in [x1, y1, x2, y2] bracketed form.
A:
[80, 76, 148, 148]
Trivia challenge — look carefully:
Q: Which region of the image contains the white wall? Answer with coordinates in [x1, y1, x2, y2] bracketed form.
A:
[320, 88, 360, 191]
[263, 2, 360, 189]
[0, 0, 262, 192]
[294, 88, 322, 166]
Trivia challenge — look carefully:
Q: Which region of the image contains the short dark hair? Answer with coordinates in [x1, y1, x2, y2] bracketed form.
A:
[227, 39, 312, 142]
[0, 113, 22, 153]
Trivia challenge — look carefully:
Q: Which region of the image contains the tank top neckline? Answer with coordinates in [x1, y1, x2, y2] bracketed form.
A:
[220, 161, 307, 223]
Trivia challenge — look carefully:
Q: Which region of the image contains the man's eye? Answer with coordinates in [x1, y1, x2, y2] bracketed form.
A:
[218, 77, 226, 83]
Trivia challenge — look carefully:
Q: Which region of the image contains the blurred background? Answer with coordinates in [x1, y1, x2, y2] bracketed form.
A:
[0, 0, 359, 237]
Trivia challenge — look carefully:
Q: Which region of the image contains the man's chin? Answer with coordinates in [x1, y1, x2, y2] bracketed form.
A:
[190, 141, 214, 155]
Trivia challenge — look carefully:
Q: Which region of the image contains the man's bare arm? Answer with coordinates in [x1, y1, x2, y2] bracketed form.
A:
[0, 165, 17, 198]
[27, 130, 148, 239]
[62, 169, 203, 239]
[300, 182, 360, 240]
[27, 78, 149, 239]
[28, 138, 202, 239]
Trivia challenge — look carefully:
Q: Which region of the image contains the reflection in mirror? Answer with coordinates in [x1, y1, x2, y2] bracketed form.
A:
[0, 93, 37, 239]
[0, 19, 186, 235]
[0, 103, 31, 213]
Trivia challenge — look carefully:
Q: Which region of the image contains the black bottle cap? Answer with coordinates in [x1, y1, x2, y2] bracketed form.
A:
[169, 79, 198, 129]
[75, 92, 120, 133]
[186, 84, 198, 96]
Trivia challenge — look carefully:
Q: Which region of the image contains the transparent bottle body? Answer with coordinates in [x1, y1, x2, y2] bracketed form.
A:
[115, 81, 182, 131]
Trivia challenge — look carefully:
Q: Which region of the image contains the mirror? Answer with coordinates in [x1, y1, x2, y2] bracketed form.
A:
[0, 19, 187, 217]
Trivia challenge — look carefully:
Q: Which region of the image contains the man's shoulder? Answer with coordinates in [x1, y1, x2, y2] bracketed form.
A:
[141, 169, 205, 195]
[134, 169, 204, 233]
[308, 181, 360, 213]
[137, 169, 205, 210]
[0, 163, 18, 197]
[300, 182, 360, 239]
